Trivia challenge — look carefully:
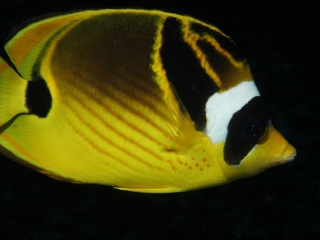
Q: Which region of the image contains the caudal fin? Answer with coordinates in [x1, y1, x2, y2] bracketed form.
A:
[0, 57, 29, 126]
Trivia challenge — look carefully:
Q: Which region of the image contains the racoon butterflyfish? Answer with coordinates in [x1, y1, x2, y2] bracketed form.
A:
[0, 9, 296, 193]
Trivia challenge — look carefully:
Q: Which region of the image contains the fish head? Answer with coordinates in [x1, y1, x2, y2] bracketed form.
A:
[204, 80, 296, 182]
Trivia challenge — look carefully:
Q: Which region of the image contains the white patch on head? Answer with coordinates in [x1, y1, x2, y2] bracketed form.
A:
[204, 81, 260, 143]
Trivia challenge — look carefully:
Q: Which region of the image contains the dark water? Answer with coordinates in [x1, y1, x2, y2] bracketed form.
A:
[0, 0, 319, 239]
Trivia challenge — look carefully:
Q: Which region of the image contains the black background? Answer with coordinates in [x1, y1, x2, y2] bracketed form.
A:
[0, 0, 319, 239]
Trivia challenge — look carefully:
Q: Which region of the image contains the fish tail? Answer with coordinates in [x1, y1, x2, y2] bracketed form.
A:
[0, 57, 29, 126]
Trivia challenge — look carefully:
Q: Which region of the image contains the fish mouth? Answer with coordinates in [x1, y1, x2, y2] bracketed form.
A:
[279, 143, 296, 164]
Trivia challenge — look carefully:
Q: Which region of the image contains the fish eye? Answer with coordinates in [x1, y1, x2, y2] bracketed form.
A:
[241, 115, 268, 143]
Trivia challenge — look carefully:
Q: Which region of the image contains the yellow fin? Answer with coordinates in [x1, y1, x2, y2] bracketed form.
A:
[115, 186, 184, 193]
[159, 82, 200, 153]
[5, 9, 159, 80]
[0, 57, 29, 126]
[4, 11, 95, 79]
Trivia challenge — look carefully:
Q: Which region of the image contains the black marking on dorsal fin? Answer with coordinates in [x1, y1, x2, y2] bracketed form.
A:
[26, 73, 52, 118]
[190, 23, 246, 62]
[160, 17, 219, 131]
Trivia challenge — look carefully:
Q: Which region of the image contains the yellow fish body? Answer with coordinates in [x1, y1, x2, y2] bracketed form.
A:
[0, 9, 296, 193]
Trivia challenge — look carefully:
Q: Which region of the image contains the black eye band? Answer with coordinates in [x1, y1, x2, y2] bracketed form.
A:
[224, 97, 270, 165]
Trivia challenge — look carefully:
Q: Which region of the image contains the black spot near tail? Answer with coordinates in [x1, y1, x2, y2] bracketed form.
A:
[26, 74, 52, 117]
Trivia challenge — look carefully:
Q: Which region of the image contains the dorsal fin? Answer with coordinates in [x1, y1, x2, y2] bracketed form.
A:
[4, 10, 99, 79]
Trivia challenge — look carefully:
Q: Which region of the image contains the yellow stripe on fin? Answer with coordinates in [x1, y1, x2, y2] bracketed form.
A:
[0, 57, 28, 126]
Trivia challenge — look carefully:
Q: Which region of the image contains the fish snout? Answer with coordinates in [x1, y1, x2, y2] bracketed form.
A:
[278, 142, 296, 164]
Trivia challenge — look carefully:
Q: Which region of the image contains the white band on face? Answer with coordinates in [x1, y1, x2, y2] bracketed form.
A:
[204, 81, 260, 143]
